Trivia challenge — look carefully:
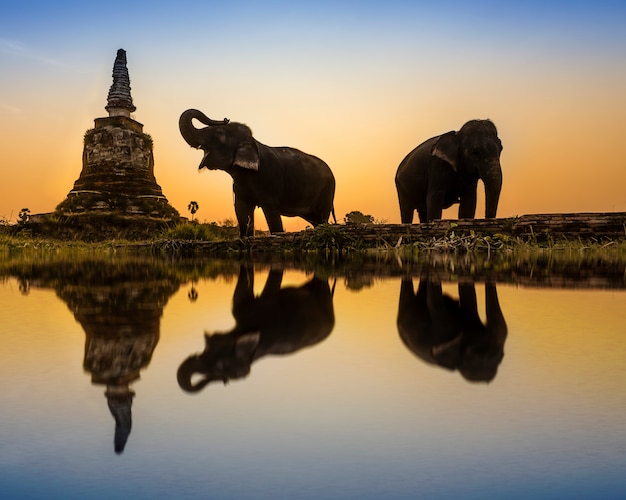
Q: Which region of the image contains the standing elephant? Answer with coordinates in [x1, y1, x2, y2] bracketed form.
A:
[395, 119, 503, 223]
[179, 109, 336, 237]
[397, 278, 508, 382]
[177, 264, 335, 392]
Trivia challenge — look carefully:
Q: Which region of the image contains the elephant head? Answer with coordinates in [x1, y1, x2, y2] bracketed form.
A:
[179, 108, 260, 172]
[431, 119, 503, 218]
[177, 331, 260, 392]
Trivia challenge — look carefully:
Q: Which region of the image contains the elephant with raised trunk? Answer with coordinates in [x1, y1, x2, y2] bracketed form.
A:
[395, 119, 503, 223]
[179, 109, 336, 237]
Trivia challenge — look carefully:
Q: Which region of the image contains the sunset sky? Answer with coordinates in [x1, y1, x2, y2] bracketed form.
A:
[1, 1, 625, 230]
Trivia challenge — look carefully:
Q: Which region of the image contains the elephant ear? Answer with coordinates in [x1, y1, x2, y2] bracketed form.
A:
[431, 131, 459, 172]
[235, 331, 261, 359]
[234, 142, 260, 171]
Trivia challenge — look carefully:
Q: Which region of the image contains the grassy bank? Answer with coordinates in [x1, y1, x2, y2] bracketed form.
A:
[2, 221, 625, 289]
[2, 220, 626, 265]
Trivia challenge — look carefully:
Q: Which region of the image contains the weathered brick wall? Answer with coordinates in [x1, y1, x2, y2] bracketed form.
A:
[57, 116, 179, 219]
[73, 118, 163, 197]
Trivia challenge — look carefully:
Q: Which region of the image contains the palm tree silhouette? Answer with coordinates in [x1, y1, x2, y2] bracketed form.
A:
[187, 201, 199, 221]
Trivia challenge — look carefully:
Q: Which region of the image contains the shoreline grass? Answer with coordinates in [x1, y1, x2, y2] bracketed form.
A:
[2, 226, 625, 263]
[1, 229, 624, 290]
[2, 215, 625, 265]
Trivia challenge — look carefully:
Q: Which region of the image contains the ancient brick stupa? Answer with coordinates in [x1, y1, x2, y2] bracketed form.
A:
[56, 49, 179, 224]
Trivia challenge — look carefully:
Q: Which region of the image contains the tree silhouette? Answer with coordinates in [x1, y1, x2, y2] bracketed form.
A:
[187, 201, 199, 221]
[344, 210, 374, 224]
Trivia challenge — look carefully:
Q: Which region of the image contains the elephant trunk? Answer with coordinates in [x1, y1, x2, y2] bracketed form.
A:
[481, 162, 502, 219]
[179, 109, 229, 148]
[177, 355, 210, 393]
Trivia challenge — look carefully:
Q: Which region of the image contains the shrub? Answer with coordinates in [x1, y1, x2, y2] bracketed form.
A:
[161, 221, 239, 241]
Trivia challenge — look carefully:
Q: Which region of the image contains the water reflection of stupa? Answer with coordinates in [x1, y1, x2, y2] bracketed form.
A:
[81, 313, 159, 454]
[54, 260, 180, 454]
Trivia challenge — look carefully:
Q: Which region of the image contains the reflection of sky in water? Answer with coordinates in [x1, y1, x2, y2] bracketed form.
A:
[1, 270, 625, 499]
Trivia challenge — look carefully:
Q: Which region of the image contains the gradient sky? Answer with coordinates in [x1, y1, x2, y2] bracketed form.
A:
[1, 1, 625, 229]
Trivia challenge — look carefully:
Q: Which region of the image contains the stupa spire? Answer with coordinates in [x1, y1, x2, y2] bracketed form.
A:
[105, 48, 136, 117]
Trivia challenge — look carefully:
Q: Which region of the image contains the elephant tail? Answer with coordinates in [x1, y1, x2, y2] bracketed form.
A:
[331, 205, 337, 224]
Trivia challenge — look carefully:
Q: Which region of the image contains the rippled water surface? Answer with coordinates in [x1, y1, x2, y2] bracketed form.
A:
[1, 257, 625, 499]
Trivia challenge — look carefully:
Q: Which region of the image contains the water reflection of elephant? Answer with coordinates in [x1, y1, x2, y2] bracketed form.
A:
[397, 278, 508, 382]
[178, 265, 335, 392]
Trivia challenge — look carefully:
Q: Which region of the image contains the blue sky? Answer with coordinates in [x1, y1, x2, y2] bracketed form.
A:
[1, 1, 626, 226]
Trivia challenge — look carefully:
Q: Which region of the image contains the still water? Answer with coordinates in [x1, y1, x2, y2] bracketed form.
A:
[1, 256, 625, 499]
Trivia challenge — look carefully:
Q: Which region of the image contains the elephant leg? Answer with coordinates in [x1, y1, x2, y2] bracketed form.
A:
[302, 206, 328, 227]
[426, 281, 462, 365]
[261, 269, 283, 296]
[458, 283, 478, 310]
[458, 183, 478, 219]
[303, 216, 323, 228]
[426, 164, 455, 221]
[484, 283, 507, 341]
[398, 198, 415, 224]
[426, 190, 445, 221]
[398, 278, 416, 312]
[315, 202, 335, 226]
[309, 187, 335, 226]
[235, 198, 255, 237]
[261, 207, 284, 234]
[233, 264, 254, 308]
